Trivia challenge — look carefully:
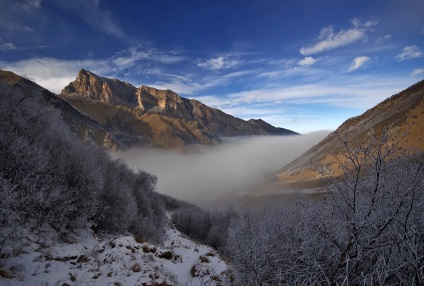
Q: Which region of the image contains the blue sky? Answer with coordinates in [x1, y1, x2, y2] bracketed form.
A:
[0, 0, 423, 133]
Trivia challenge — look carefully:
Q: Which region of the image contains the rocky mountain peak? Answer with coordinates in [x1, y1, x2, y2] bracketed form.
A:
[62, 69, 138, 106]
[60, 70, 298, 149]
[138, 85, 191, 116]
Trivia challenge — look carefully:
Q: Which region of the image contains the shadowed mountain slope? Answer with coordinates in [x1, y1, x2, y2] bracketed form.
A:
[0, 70, 131, 150]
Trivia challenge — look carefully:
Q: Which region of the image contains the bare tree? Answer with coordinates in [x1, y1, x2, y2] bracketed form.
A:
[226, 129, 424, 285]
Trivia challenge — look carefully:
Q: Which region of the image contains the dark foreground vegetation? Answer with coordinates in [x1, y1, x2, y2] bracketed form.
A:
[0, 77, 179, 262]
[174, 130, 424, 285]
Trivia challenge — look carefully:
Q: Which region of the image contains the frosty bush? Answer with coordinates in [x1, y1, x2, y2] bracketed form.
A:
[226, 129, 424, 285]
[173, 207, 235, 250]
[0, 76, 167, 259]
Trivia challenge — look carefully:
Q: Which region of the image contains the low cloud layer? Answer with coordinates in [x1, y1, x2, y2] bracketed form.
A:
[113, 132, 330, 207]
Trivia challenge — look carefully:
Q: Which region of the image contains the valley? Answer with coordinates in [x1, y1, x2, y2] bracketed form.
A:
[1, 67, 424, 285]
[1, 1, 424, 283]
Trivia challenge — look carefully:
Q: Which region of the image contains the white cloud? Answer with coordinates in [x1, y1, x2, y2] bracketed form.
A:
[258, 64, 323, 80]
[362, 18, 379, 28]
[300, 27, 364, 55]
[396, 46, 422, 61]
[53, 0, 125, 39]
[0, 41, 16, 51]
[151, 70, 253, 95]
[347, 56, 370, 72]
[0, 57, 111, 93]
[376, 34, 391, 44]
[220, 77, 412, 110]
[300, 18, 377, 55]
[23, 0, 42, 10]
[412, 68, 424, 76]
[198, 56, 240, 70]
[350, 18, 378, 28]
[112, 47, 185, 69]
[186, 75, 415, 133]
[298, 57, 316, 66]
[0, 48, 251, 96]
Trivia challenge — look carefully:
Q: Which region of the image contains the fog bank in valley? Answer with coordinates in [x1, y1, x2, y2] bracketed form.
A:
[114, 131, 330, 207]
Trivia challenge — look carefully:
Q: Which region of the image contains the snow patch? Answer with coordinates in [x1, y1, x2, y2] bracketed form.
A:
[0, 224, 234, 286]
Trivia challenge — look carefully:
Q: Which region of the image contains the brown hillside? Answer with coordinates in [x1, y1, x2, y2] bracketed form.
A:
[274, 79, 424, 185]
[0, 70, 128, 150]
[60, 70, 298, 149]
[61, 96, 221, 149]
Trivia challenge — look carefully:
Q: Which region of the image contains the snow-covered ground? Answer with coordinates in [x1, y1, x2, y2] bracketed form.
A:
[0, 223, 234, 286]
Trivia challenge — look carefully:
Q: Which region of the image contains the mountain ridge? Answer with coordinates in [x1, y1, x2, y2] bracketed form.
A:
[0, 70, 131, 150]
[60, 69, 298, 149]
[273, 78, 424, 185]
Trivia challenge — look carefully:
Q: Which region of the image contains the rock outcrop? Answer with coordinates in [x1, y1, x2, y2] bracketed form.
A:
[60, 70, 298, 149]
[0, 70, 129, 150]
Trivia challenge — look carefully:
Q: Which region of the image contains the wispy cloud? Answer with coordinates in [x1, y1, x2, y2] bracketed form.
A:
[145, 69, 254, 95]
[258, 61, 323, 80]
[396, 46, 422, 61]
[23, 0, 42, 10]
[0, 0, 41, 33]
[376, 34, 391, 44]
[198, 56, 240, 70]
[0, 44, 194, 93]
[347, 56, 370, 72]
[0, 37, 52, 51]
[298, 57, 316, 66]
[53, 0, 125, 39]
[218, 76, 411, 109]
[0, 38, 17, 51]
[0, 57, 111, 93]
[189, 75, 414, 133]
[356, 18, 379, 28]
[300, 18, 378, 55]
[412, 68, 424, 76]
[112, 47, 185, 68]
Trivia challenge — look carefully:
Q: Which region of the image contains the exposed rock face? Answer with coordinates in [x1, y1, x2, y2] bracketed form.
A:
[60, 96, 221, 149]
[274, 79, 424, 184]
[62, 69, 138, 106]
[0, 70, 128, 150]
[60, 70, 298, 149]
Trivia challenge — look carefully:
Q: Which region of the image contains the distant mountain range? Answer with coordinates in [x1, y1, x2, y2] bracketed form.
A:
[0, 69, 298, 150]
[60, 69, 298, 149]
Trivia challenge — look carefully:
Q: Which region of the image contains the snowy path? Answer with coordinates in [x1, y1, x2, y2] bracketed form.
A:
[0, 224, 234, 286]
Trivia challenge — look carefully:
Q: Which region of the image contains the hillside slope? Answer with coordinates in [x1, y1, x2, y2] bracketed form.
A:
[0, 223, 234, 286]
[60, 70, 298, 149]
[274, 79, 424, 185]
[0, 70, 134, 150]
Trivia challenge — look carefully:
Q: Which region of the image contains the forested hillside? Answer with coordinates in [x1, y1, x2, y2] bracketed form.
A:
[0, 71, 234, 285]
[0, 71, 169, 262]
[173, 130, 424, 285]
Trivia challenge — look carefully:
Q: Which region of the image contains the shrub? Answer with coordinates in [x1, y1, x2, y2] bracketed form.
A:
[172, 207, 235, 250]
[226, 130, 424, 285]
[0, 75, 168, 259]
